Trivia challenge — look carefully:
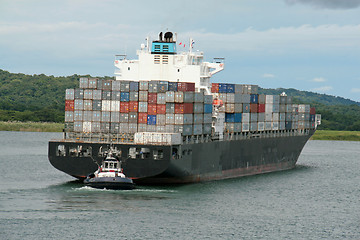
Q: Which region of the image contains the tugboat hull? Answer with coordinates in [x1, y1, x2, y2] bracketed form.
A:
[84, 177, 134, 190]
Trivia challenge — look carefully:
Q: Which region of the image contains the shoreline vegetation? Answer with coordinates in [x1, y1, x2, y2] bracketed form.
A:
[0, 121, 360, 141]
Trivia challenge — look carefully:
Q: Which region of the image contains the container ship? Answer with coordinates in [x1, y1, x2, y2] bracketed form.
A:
[48, 31, 321, 184]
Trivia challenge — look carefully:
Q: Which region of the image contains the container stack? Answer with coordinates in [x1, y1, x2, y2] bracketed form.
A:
[65, 78, 213, 137]
[211, 83, 315, 133]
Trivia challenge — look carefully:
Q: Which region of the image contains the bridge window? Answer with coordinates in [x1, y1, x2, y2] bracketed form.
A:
[56, 145, 66, 156]
[154, 55, 160, 64]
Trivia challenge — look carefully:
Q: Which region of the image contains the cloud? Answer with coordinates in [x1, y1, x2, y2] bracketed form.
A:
[311, 86, 333, 92]
[351, 88, 360, 93]
[312, 77, 326, 82]
[285, 0, 360, 9]
[262, 73, 275, 78]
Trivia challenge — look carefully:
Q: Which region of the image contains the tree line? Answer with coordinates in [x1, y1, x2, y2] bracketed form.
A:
[0, 69, 359, 130]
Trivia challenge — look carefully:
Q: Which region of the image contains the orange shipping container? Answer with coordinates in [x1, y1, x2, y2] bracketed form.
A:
[147, 104, 157, 115]
[65, 100, 74, 111]
[250, 103, 258, 113]
[129, 101, 138, 112]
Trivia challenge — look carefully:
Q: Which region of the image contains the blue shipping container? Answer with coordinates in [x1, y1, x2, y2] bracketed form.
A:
[147, 115, 157, 125]
[219, 83, 227, 93]
[310, 114, 315, 122]
[129, 81, 139, 92]
[204, 104, 213, 113]
[226, 84, 235, 93]
[234, 113, 242, 123]
[250, 94, 258, 103]
[120, 92, 130, 102]
[168, 82, 178, 92]
[225, 113, 235, 122]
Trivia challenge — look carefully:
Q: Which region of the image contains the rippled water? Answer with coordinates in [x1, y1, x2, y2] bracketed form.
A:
[0, 131, 359, 239]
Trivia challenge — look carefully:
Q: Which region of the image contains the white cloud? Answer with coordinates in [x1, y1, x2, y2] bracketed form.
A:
[311, 86, 333, 92]
[350, 88, 360, 93]
[312, 77, 326, 82]
[262, 73, 275, 78]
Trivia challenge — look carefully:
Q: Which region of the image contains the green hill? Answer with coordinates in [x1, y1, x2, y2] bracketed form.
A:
[0, 69, 359, 130]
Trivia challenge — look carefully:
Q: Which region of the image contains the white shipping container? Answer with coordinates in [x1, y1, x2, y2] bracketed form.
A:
[138, 123, 147, 132]
[165, 124, 175, 133]
[265, 121, 272, 130]
[93, 90, 102, 100]
[84, 90, 93, 100]
[175, 92, 184, 103]
[265, 95, 273, 103]
[265, 104, 273, 113]
[139, 91, 148, 102]
[273, 113, 279, 122]
[74, 99, 84, 110]
[166, 114, 175, 125]
[111, 100, 120, 112]
[138, 102, 148, 112]
[139, 81, 148, 91]
[83, 121, 92, 132]
[242, 123, 249, 132]
[65, 111, 74, 122]
[225, 103, 235, 113]
[102, 100, 111, 111]
[83, 100, 92, 111]
[156, 125, 166, 133]
[226, 93, 235, 103]
[265, 113, 272, 121]
[174, 114, 184, 125]
[134, 132, 182, 145]
[156, 114, 166, 125]
[128, 123, 138, 133]
[74, 110, 83, 121]
[157, 93, 166, 104]
[258, 122, 265, 131]
[242, 113, 250, 123]
[272, 121, 279, 130]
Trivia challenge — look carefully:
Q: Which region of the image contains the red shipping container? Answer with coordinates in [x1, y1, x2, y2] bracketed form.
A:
[148, 104, 157, 115]
[250, 103, 258, 113]
[120, 102, 129, 113]
[148, 93, 157, 104]
[157, 104, 166, 114]
[310, 107, 316, 115]
[65, 100, 74, 111]
[258, 104, 265, 113]
[211, 83, 219, 93]
[184, 103, 193, 114]
[174, 103, 184, 114]
[138, 113, 147, 124]
[178, 82, 195, 92]
[129, 101, 138, 112]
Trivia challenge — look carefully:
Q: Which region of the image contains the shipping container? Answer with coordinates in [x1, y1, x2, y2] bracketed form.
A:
[120, 92, 130, 102]
[166, 103, 175, 113]
[183, 124, 193, 135]
[250, 113, 258, 122]
[110, 123, 120, 133]
[74, 89, 84, 99]
[129, 91, 139, 101]
[166, 114, 175, 125]
[129, 101, 138, 112]
[273, 113, 279, 122]
[147, 104, 157, 115]
[79, 77, 89, 89]
[157, 81, 168, 93]
[102, 90, 112, 100]
[211, 83, 219, 93]
[157, 93, 166, 104]
[258, 94, 266, 104]
[102, 80, 112, 91]
[242, 123, 249, 132]
[146, 125, 156, 132]
[65, 111, 74, 122]
[272, 121, 279, 130]
[92, 111, 101, 122]
[165, 124, 175, 133]
[139, 91, 148, 102]
[184, 92, 194, 103]
[157, 104, 166, 114]
[250, 122, 257, 131]
[148, 81, 158, 93]
[88, 78, 98, 89]
[112, 81, 121, 91]
[241, 94, 251, 103]
[92, 100, 102, 111]
[193, 103, 204, 113]
[234, 103, 242, 113]
[101, 111, 111, 122]
[178, 82, 195, 92]
[138, 123, 147, 132]
[100, 122, 110, 133]
[97, 79, 103, 90]
[111, 112, 120, 123]
[65, 89, 75, 100]
[91, 122, 101, 133]
[226, 93, 235, 103]
[174, 92, 184, 103]
[166, 91, 175, 102]
[111, 100, 120, 112]
[139, 81, 148, 91]
[265, 121, 272, 131]
[242, 113, 250, 123]
[129, 81, 139, 92]
[204, 104, 213, 113]
[74, 99, 84, 110]
[138, 113, 147, 124]
[225, 103, 235, 113]
[204, 95, 213, 104]
[93, 90, 102, 100]
[225, 113, 235, 122]
[203, 124, 212, 134]
[156, 114, 166, 125]
[120, 123, 129, 132]
[168, 82, 178, 92]
[234, 113, 242, 123]
[250, 94, 258, 104]
[265, 113, 272, 122]
[65, 100, 74, 111]
[183, 103, 193, 114]
[258, 122, 265, 131]
[174, 114, 184, 125]
[83, 111, 92, 122]
[194, 92, 204, 103]
[120, 102, 129, 113]
[250, 103, 258, 113]
[258, 112, 265, 122]
[120, 81, 130, 92]
[147, 115, 157, 125]
[138, 102, 148, 113]
[74, 122, 83, 132]
[112, 91, 121, 101]
[193, 124, 203, 135]
[148, 93, 157, 104]
[203, 113, 212, 124]
[193, 113, 203, 124]
[102, 100, 111, 111]
[243, 103, 250, 113]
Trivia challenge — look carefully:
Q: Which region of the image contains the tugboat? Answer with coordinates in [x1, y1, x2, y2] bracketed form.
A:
[83, 146, 134, 190]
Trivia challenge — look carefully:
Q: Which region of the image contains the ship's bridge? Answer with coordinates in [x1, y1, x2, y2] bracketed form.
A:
[114, 31, 224, 92]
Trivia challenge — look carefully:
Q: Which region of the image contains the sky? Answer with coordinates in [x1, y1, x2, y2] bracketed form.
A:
[1, 0, 360, 102]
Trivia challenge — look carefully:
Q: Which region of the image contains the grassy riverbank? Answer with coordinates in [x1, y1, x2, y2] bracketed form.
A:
[0, 121, 63, 132]
[311, 130, 360, 141]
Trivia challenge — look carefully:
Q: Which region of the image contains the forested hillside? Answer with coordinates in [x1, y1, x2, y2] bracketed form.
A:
[0, 69, 359, 130]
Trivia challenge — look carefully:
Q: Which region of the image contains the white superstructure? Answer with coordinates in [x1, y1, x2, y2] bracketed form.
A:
[114, 31, 224, 93]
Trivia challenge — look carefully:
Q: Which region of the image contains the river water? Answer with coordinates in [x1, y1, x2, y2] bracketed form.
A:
[0, 131, 359, 239]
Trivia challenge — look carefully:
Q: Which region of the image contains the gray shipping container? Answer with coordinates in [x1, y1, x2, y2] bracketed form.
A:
[234, 123, 241, 132]
[139, 81, 148, 91]
[91, 122, 101, 133]
[174, 125, 183, 134]
[100, 122, 110, 133]
[166, 103, 175, 113]
[92, 111, 101, 122]
[88, 78, 98, 89]
[102, 91, 112, 100]
[157, 93, 166, 104]
[250, 122, 258, 131]
[204, 95, 213, 104]
[148, 81, 158, 93]
[92, 100, 102, 111]
[203, 124, 212, 134]
[258, 94, 266, 104]
[129, 91, 139, 101]
[183, 124, 193, 136]
[183, 114, 193, 124]
[258, 112, 265, 122]
[193, 103, 204, 113]
[93, 90, 102, 100]
[139, 91, 148, 102]
[120, 81, 130, 92]
[194, 92, 204, 103]
[128, 112, 138, 123]
[165, 124, 175, 133]
[193, 124, 203, 135]
[184, 92, 194, 103]
[156, 114, 166, 125]
[156, 125, 166, 133]
[74, 122, 83, 132]
[241, 94, 251, 104]
[83, 111, 92, 122]
[111, 112, 120, 123]
[146, 125, 156, 132]
[101, 111, 111, 122]
[65, 89, 75, 100]
[166, 114, 175, 125]
[265, 121, 272, 130]
[112, 81, 121, 91]
[120, 113, 129, 123]
[166, 91, 175, 102]
[111, 123, 120, 133]
[250, 113, 258, 122]
[138, 123, 147, 132]
[203, 113, 212, 124]
[84, 100, 92, 111]
[74, 89, 84, 99]
[79, 77, 89, 88]
[234, 103, 242, 113]
[128, 123, 138, 133]
[112, 91, 121, 101]
[193, 113, 203, 124]
[120, 123, 129, 132]
[74, 100, 84, 110]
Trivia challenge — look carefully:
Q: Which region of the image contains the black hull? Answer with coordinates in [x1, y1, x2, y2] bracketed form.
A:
[49, 130, 314, 184]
